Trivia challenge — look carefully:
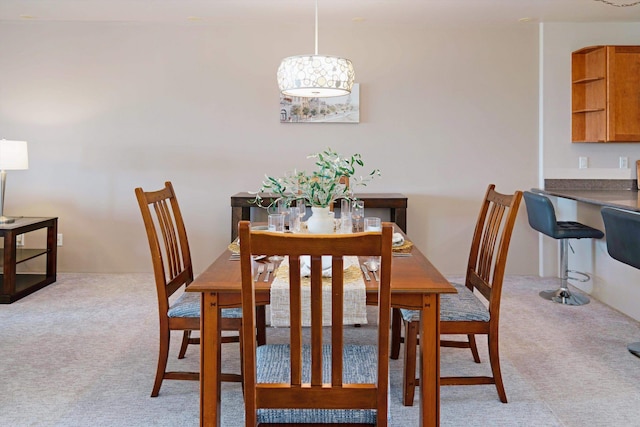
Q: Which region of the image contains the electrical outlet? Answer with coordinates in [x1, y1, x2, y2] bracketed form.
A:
[579, 156, 588, 169]
[16, 234, 25, 247]
[620, 156, 629, 169]
[57, 233, 63, 247]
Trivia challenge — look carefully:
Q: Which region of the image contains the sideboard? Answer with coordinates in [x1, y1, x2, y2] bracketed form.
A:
[229, 192, 408, 241]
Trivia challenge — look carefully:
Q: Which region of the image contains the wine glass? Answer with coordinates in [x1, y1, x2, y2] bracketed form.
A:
[351, 200, 364, 232]
[296, 199, 307, 221]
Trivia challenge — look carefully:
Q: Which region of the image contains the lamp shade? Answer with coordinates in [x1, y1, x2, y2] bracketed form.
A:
[277, 55, 355, 98]
[0, 140, 28, 170]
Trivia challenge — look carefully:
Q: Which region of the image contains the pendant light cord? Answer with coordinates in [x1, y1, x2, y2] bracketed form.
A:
[315, 0, 319, 55]
[593, 0, 640, 6]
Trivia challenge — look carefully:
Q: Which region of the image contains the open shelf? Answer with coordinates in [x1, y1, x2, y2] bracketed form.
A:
[572, 45, 640, 142]
[0, 217, 58, 304]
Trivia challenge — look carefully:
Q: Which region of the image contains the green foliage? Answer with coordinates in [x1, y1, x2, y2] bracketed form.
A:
[252, 147, 380, 208]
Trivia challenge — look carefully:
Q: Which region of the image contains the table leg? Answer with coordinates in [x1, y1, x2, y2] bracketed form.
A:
[419, 293, 440, 427]
[2, 232, 16, 295]
[46, 221, 57, 280]
[201, 292, 222, 427]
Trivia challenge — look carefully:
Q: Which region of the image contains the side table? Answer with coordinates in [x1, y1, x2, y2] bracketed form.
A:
[0, 217, 58, 303]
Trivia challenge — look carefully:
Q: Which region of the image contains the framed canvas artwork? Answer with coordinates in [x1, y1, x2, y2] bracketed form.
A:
[280, 84, 360, 123]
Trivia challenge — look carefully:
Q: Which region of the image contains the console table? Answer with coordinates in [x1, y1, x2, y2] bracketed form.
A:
[230, 193, 408, 241]
[0, 217, 58, 304]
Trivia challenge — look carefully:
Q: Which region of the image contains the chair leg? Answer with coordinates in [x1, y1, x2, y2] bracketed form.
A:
[178, 330, 191, 359]
[390, 308, 402, 360]
[151, 327, 170, 397]
[402, 320, 419, 406]
[239, 324, 245, 394]
[468, 334, 481, 363]
[488, 331, 507, 403]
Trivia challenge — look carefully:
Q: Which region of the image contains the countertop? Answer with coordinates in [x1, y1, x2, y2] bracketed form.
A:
[534, 179, 640, 212]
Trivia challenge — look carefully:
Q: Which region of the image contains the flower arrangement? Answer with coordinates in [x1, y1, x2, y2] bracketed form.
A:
[253, 147, 380, 208]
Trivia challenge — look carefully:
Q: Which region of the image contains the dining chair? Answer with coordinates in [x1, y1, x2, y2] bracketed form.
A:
[135, 181, 243, 397]
[238, 220, 392, 426]
[390, 184, 522, 405]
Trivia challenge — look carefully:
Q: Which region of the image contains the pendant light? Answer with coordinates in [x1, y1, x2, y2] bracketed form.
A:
[277, 0, 355, 98]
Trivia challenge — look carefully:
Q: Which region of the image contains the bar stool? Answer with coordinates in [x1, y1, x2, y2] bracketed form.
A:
[523, 191, 604, 305]
[601, 207, 640, 358]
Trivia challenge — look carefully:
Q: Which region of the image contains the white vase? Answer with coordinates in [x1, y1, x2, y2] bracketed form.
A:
[306, 206, 335, 234]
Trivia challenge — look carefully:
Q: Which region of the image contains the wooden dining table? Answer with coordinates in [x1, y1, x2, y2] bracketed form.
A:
[187, 225, 456, 426]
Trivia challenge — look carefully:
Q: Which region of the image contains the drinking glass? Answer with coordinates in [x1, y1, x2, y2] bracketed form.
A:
[288, 207, 301, 233]
[268, 213, 285, 262]
[268, 214, 285, 232]
[364, 217, 382, 276]
[340, 198, 351, 219]
[351, 200, 364, 232]
[364, 217, 381, 232]
[340, 214, 352, 234]
[277, 200, 289, 229]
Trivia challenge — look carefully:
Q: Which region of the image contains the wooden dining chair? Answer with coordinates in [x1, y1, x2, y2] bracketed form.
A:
[238, 220, 392, 426]
[135, 181, 243, 397]
[390, 184, 522, 405]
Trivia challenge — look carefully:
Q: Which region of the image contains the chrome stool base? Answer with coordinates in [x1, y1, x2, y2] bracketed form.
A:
[540, 239, 591, 306]
[628, 342, 640, 358]
[539, 288, 590, 305]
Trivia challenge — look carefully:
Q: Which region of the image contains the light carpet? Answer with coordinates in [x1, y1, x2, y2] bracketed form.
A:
[1, 273, 639, 426]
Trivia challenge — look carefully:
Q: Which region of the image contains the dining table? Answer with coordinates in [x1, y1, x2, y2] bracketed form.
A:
[187, 224, 456, 427]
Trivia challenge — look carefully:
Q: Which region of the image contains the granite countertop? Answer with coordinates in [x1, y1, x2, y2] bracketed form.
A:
[534, 179, 640, 213]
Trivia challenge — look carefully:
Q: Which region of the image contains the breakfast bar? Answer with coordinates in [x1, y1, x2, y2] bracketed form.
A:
[531, 179, 640, 322]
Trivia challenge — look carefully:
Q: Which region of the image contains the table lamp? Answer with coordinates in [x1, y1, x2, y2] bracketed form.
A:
[0, 140, 28, 224]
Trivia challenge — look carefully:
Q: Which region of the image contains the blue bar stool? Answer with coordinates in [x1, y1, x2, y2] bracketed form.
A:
[601, 207, 640, 358]
[523, 191, 604, 305]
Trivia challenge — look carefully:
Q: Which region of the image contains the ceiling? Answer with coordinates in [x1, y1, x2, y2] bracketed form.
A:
[0, 0, 639, 26]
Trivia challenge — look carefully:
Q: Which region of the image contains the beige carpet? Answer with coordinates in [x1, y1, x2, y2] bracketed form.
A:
[1, 273, 639, 426]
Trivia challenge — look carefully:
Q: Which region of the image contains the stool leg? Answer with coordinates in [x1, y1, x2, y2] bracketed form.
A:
[628, 342, 640, 358]
[539, 239, 590, 305]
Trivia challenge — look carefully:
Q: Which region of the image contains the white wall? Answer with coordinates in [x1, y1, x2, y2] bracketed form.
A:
[541, 22, 640, 320]
[0, 19, 539, 275]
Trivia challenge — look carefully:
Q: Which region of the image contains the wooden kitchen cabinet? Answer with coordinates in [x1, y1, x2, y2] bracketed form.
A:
[572, 45, 640, 143]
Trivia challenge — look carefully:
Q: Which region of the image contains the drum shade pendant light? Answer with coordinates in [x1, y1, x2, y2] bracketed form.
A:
[277, 0, 355, 98]
[593, 0, 640, 6]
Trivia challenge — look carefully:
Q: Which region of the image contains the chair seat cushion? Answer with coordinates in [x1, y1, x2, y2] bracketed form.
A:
[167, 291, 242, 319]
[255, 344, 377, 424]
[554, 221, 604, 240]
[400, 283, 490, 323]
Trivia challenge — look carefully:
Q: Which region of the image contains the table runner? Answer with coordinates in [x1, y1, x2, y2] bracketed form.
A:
[270, 256, 368, 327]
